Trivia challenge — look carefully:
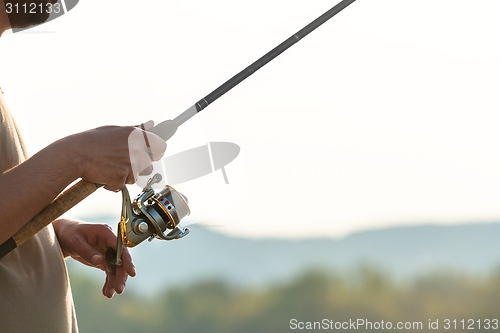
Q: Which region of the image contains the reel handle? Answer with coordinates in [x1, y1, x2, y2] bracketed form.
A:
[0, 180, 100, 259]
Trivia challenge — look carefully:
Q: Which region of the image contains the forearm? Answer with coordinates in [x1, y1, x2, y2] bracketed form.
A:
[0, 139, 81, 244]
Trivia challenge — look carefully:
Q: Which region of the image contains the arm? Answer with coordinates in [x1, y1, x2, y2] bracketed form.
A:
[0, 123, 166, 245]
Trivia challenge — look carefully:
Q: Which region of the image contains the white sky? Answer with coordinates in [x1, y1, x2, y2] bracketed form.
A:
[1, 0, 500, 239]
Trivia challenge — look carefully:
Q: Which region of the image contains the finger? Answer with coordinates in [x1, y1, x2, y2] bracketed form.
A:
[69, 235, 105, 267]
[84, 225, 116, 272]
[103, 175, 128, 192]
[101, 261, 126, 295]
[133, 149, 154, 178]
[138, 164, 153, 176]
[111, 247, 135, 294]
[114, 267, 128, 295]
[102, 273, 116, 298]
[106, 188, 121, 193]
[94, 226, 135, 293]
[120, 246, 136, 277]
[126, 172, 137, 185]
[72, 255, 104, 270]
[101, 246, 118, 297]
[103, 185, 122, 192]
[102, 168, 128, 191]
[136, 121, 157, 160]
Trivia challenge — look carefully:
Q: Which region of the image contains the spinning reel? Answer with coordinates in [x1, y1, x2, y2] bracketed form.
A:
[106, 173, 191, 273]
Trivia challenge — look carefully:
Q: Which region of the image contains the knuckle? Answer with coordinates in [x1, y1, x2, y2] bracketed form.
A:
[99, 223, 113, 232]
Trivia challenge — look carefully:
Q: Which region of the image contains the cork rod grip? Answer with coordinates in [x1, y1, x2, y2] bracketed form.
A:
[13, 180, 99, 246]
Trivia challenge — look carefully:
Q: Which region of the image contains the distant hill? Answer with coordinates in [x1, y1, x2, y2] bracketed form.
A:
[67, 218, 500, 296]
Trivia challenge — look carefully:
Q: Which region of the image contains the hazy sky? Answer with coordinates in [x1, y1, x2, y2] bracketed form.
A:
[1, 0, 500, 239]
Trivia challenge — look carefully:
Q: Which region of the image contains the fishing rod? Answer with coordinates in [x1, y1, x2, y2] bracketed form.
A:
[0, 0, 357, 262]
[150, 0, 356, 141]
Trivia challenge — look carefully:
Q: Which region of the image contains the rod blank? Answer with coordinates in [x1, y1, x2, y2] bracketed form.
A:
[195, 0, 356, 112]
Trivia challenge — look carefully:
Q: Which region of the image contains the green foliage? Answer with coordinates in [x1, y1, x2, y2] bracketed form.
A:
[69, 265, 500, 333]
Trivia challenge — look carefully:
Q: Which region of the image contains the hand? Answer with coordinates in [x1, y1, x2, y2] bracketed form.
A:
[62, 121, 166, 192]
[53, 219, 136, 298]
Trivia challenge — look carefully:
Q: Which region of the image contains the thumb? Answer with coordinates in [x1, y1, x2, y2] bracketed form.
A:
[90, 252, 104, 266]
[78, 243, 104, 266]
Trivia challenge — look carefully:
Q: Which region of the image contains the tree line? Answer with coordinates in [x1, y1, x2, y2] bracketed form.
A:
[70, 265, 500, 333]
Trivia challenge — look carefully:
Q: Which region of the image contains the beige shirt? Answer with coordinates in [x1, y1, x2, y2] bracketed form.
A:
[0, 88, 78, 333]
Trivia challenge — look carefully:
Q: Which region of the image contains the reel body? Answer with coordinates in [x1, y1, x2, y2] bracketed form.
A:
[108, 174, 190, 271]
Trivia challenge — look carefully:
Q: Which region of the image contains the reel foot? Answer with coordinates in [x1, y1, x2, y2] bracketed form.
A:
[105, 247, 119, 275]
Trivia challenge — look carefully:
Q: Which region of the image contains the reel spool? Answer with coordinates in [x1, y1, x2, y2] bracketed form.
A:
[107, 173, 190, 273]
